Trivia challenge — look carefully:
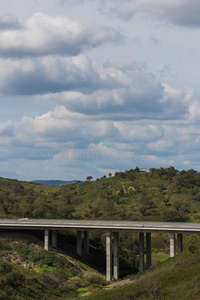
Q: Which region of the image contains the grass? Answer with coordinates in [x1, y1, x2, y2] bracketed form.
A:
[34, 263, 58, 273]
[151, 253, 169, 261]
[77, 288, 91, 297]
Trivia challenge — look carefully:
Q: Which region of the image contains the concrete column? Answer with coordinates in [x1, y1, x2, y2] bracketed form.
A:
[77, 231, 82, 256]
[52, 230, 57, 248]
[83, 231, 89, 255]
[146, 233, 151, 269]
[106, 232, 112, 281]
[177, 233, 183, 254]
[139, 232, 144, 272]
[170, 233, 176, 257]
[44, 230, 50, 251]
[113, 232, 119, 280]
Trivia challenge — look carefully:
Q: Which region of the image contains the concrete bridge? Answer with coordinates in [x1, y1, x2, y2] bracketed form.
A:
[1, 218, 200, 281]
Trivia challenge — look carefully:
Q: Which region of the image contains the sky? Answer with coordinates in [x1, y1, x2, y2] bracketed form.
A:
[1, 0, 200, 181]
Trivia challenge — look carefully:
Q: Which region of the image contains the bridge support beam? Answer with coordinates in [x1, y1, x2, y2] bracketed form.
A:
[77, 231, 82, 256]
[113, 232, 119, 280]
[146, 233, 151, 269]
[139, 232, 144, 272]
[84, 231, 89, 255]
[52, 230, 57, 248]
[177, 233, 183, 254]
[106, 232, 112, 281]
[170, 233, 176, 257]
[44, 230, 50, 251]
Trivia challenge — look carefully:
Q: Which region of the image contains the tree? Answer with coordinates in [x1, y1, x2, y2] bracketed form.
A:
[134, 166, 140, 173]
[108, 173, 112, 178]
[86, 176, 93, 182]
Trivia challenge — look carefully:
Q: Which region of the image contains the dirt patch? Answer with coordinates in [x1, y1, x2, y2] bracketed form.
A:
[110, 279, 132, 287]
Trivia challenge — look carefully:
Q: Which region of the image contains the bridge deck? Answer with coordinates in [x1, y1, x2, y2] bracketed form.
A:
[0, 219, 200, 233]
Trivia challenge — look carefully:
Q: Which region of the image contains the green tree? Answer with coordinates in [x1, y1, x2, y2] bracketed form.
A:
[86, 176, 93, 182]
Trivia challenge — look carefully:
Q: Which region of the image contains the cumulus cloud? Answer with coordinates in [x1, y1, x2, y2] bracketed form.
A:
[2, 55, 192, 122]
[41, 57, 190, 121]
[0, 55, 120, 95]
[0, 12, 122, 57]
[109, 0, 200, 27]
[0, 53, 194, 126]
[0, 107, 117, 150]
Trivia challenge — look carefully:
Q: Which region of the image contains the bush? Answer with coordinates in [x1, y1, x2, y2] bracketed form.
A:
[83, 272, 106, 286]
[5, 271, 25, 287]
[0, 261, 12, 275]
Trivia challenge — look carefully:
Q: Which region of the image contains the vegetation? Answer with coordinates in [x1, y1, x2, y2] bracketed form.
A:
[1, 166, 200, 223]
[0, 236, 107, 299]
[84, 250, 200, 300]
[0, 166, 200, 298]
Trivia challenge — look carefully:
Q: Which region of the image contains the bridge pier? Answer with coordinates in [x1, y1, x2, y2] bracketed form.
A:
[77, 231, 82, 256]
[106, 232, 112, 281]
[113, 232, 119, 280]
[84, 231, 89, 255]
[52, 230, 57, 248]
[177, 233, 183, 253]
[77, 231, 89, 256]
[139, 232, 144, 272]
[170, 233, 176, 257]
[146, 232, 151, 269]
[44, 229, 50, 251]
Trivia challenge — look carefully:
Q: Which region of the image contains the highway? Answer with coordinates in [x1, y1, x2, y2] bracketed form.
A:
[0, 218, 200, 233]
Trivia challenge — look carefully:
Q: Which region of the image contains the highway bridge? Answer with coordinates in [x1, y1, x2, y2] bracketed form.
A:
[1, 218, 200, 281]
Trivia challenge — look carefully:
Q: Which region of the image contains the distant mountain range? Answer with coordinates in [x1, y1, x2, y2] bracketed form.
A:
[31, 180, 79, 186]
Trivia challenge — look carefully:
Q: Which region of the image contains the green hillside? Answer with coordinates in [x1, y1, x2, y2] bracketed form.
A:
[1, 166, 200, 222]
[0, 167, 200, 298]
[84, 250, 200, 300]
[0, 234, 107, 299]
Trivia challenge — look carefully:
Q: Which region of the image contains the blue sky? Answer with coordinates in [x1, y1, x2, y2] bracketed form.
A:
[1, 0, 200, 181]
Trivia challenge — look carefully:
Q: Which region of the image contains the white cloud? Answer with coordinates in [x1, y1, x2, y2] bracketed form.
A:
[0, 12, 122, 57]
[0, 55, 117, 95]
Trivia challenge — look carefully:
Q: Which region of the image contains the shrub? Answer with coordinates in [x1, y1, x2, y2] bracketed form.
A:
[0, 261, 12, 275]
[83, 272, 106, 286]
[5, 271, 25, 287]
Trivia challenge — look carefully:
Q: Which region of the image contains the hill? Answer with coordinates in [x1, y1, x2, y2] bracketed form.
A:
[0, 233, 107, 299]
[1, 166, 200, 222]
[30, 179, 78, 186]
[1, 167, 200, 298]
[84, 250, 200, 300]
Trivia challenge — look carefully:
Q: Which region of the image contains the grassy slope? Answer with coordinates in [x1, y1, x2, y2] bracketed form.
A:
[0, 235, 107, 299]
[85, 251, 200, 300]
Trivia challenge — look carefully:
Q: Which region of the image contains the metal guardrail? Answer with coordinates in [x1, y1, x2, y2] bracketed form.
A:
[0, 219, 199, 233]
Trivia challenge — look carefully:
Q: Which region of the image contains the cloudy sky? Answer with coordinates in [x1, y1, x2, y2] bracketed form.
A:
[1, 0, 200, 181]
